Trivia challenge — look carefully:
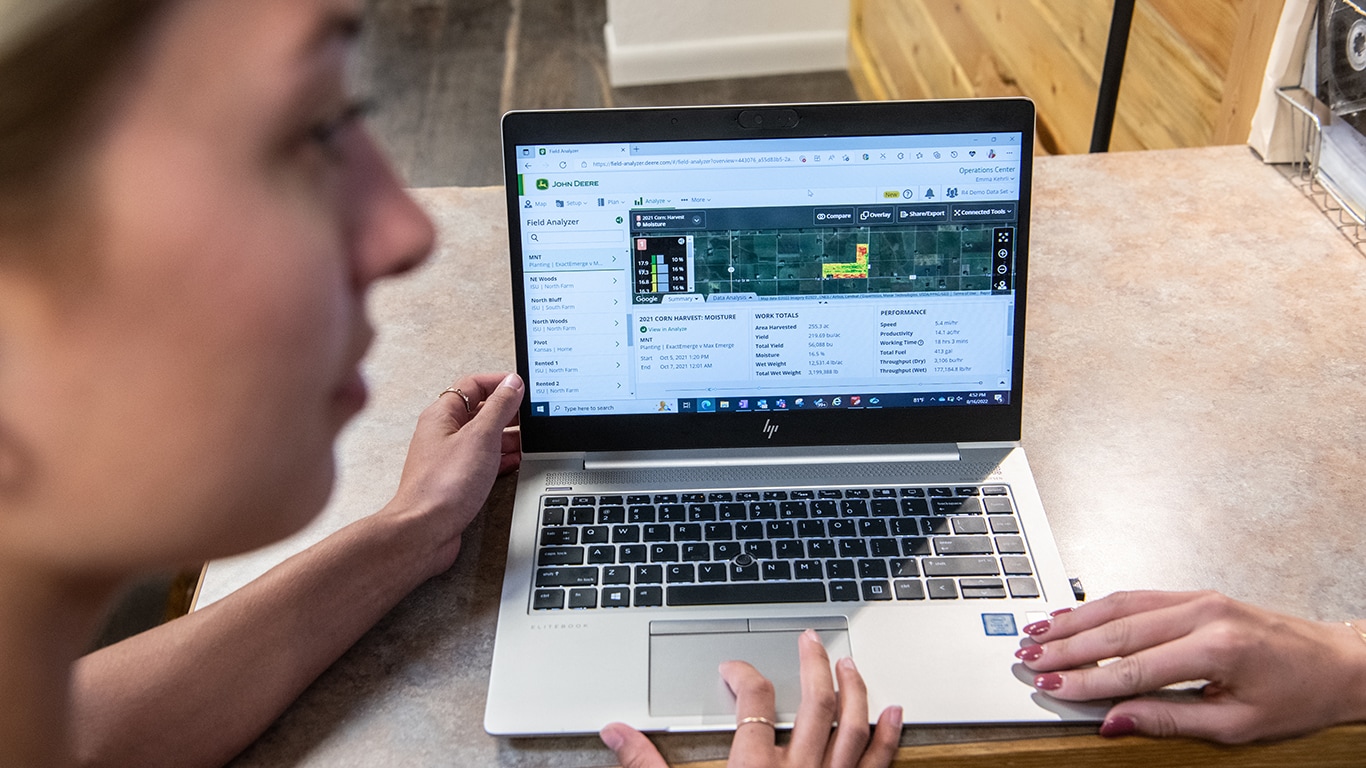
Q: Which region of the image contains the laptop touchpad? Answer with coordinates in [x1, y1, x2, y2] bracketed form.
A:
[648, 617, 851, 721]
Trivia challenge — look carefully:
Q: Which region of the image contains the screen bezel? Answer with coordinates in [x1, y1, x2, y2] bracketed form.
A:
[502, 99, 1035, 453]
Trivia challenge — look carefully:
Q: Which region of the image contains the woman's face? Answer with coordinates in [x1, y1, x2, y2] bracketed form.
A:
[0, 0, 434, 571]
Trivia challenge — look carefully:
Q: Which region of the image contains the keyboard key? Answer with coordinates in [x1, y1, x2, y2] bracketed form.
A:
[762, 561, 792, 580]
[793, 560, 824, 579]
[735, 522, 764, 540]
[845, 489, 870, 498]
[542, 508, 565, 526]
[775, 540, 805, 559]
[961, 578, 1007, 599]
[928, 487, 954, 497]
[543, 496, 570, 507]
[890, 519, 920, 536]
[934, 536, 994, 555]
[889, 558, 920, 577]
[922, 557, 1000, 576]
[899, 487, 926, 497]
[736, 491, 760, 501]
[872, 488, 897, 498]
[927, 578, 959, 599]
[780, 501, 809, 518]
[541, 527, 577, 545]
[682, 492, 706, 502]
[826, 559, 856, 579]
[628, 506, 655, 523]
[893, 579, 926, 600]
[950, 517, 988, 535]
[750, 502, 778, 519]
[599, 507, 626, 524]
[869, 538, 899, 557]
[538, 547, 584, 566]
[586, 545, 615, 564]
[955, 487, 981, 496]
[1008, 577, 1040, 598]
[828, 581, 860, 601]
[666, 564, 695, 583]
[689, 504, 718, 521]
[581, 526, 610, 544]
[900, 498, 930, 516]
[817, 489, 843, 499]
[635, 565, 663, 584]
[827, 519, 857, 537]
[995, 536, 1027, 554]
[602, 587, 630, 607]
[719, 503, 746, 520]
[626, 495, 650, 505]
[871, 499, 899, 517]
[982, 486, 1009, 495]
[682, 543, 710, 561]
[650, 544, 680, 562]
[658, 504, 687, 522]
[858, 519, 889, 537]
[673, 523, 703, 541]
[989, 516, 1021, 534]
[697, 562, 728, 582]
[797, 520, 826, 538]
[705, 522, 734, 541]
[766, 521, 795, 539]
[618, 544, 647, 563]
[932, 498, 983, 515]
[572, 496, 596, 506]
[807, 539, 836, 558]
[655, 494, 679, 503]
[840, 499, 869, 516]
[790, 489, 815, 500]
[533, 589, 564, 609]
[600, 495, 623, 505]
[536, 567, 598, 587]
[568, 507, 595, 525]
[861, 580, 893, 601]
[811, 500, 838, 518]
[984, 497, 1015, 514]
[1001, 556, 1033, 575]
[709, 492, 734, 502]
[837, 539, 869, 558]
[763, 490, 789, 500]
[667, 582, 827, 606]
[900, 537, 931, 556]
[634, 586, 664, 607]
[744, 541, 774, 559]
[567, 588, 597, 609]
[730, 561, 760, 581]
[857, 559, 889, 579]
[601, 565, 630, 584]
[642, 524, 671, 542]
[922, 518, 950, 535]
[713, 541, 742, 560]
[612, 525, 641, 543]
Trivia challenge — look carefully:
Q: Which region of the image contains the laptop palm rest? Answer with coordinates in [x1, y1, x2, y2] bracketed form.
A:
[648, 617, 851, 722]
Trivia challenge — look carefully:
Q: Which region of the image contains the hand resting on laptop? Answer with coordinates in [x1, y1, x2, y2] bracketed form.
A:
[1017, 590, 1366, 744]
[600, 629, 902, 768]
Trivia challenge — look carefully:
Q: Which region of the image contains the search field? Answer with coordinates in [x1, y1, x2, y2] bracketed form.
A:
[528, 229, 625, 245]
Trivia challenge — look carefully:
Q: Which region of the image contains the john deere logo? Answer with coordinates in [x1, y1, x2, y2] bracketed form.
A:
[535, 178, 549, 191]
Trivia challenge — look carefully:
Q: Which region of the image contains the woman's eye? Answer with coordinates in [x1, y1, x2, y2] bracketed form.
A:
[308, 99, 374, 152]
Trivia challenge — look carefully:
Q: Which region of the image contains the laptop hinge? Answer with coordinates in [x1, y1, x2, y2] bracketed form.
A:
[582, 443, 960, 470]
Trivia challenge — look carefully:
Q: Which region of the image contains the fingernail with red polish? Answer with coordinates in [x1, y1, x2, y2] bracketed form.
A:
[1022, 619, 1051, 636]
[1014, 644, 1043, 662]
[1050, 607, 1074, 617]
[1099, 715, 1137, 738]
[1033, 673, 1064, 691]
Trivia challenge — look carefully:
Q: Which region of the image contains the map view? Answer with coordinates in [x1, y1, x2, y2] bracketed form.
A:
[691, 224, 1003, 297]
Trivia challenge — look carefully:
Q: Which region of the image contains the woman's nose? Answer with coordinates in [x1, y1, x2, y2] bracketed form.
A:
[344, 130, 436, 289]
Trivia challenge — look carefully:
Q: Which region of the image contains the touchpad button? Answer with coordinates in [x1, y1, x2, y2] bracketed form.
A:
[648, 620, 851, 721]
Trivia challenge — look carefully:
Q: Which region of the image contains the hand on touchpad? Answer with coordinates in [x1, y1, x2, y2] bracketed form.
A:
[647, 620, 851, 723]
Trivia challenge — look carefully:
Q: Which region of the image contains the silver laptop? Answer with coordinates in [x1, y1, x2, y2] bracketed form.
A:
[485, 99, 1102, 735]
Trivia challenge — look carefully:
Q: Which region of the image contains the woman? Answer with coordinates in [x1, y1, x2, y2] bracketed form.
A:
[0, 1, 899, 766]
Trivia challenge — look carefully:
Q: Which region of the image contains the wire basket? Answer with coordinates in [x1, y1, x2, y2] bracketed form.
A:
[1275, 86, 1366, 254]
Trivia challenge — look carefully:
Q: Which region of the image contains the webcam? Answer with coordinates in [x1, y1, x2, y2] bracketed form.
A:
[737, 108, 800, 130]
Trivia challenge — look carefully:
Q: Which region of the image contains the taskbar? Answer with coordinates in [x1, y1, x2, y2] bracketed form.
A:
[528, 390, 1010, 417]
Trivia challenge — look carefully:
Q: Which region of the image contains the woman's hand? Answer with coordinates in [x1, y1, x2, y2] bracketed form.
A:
[382, 372, 523, 578]
[1017, 590, 1366, 743]
[601, 629, 902, 768]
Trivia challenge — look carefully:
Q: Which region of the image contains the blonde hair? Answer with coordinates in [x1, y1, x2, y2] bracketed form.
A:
[0, 0, 168, 231]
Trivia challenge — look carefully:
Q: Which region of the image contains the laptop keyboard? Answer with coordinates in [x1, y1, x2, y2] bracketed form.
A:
[530, 484, 1039, 610]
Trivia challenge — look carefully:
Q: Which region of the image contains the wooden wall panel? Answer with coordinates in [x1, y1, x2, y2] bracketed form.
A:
[850, 0, 1286, 154]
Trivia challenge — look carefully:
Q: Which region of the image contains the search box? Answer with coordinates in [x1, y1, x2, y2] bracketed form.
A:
[528, 229, 624, 245]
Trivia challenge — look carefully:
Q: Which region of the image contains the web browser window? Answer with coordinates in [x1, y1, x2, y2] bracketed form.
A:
[514, 132, 1023, 418]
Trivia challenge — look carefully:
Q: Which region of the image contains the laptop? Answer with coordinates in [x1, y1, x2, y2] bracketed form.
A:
[485, 99, 1102, 735]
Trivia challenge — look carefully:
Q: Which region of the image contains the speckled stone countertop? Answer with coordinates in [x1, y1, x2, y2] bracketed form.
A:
[198, 145, 1366, 766]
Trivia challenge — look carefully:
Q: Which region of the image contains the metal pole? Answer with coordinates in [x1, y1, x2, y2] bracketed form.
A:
[1090, 0, 1136, 153]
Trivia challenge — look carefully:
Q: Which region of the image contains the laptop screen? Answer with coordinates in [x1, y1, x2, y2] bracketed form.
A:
[503, 101, 1034, 452]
